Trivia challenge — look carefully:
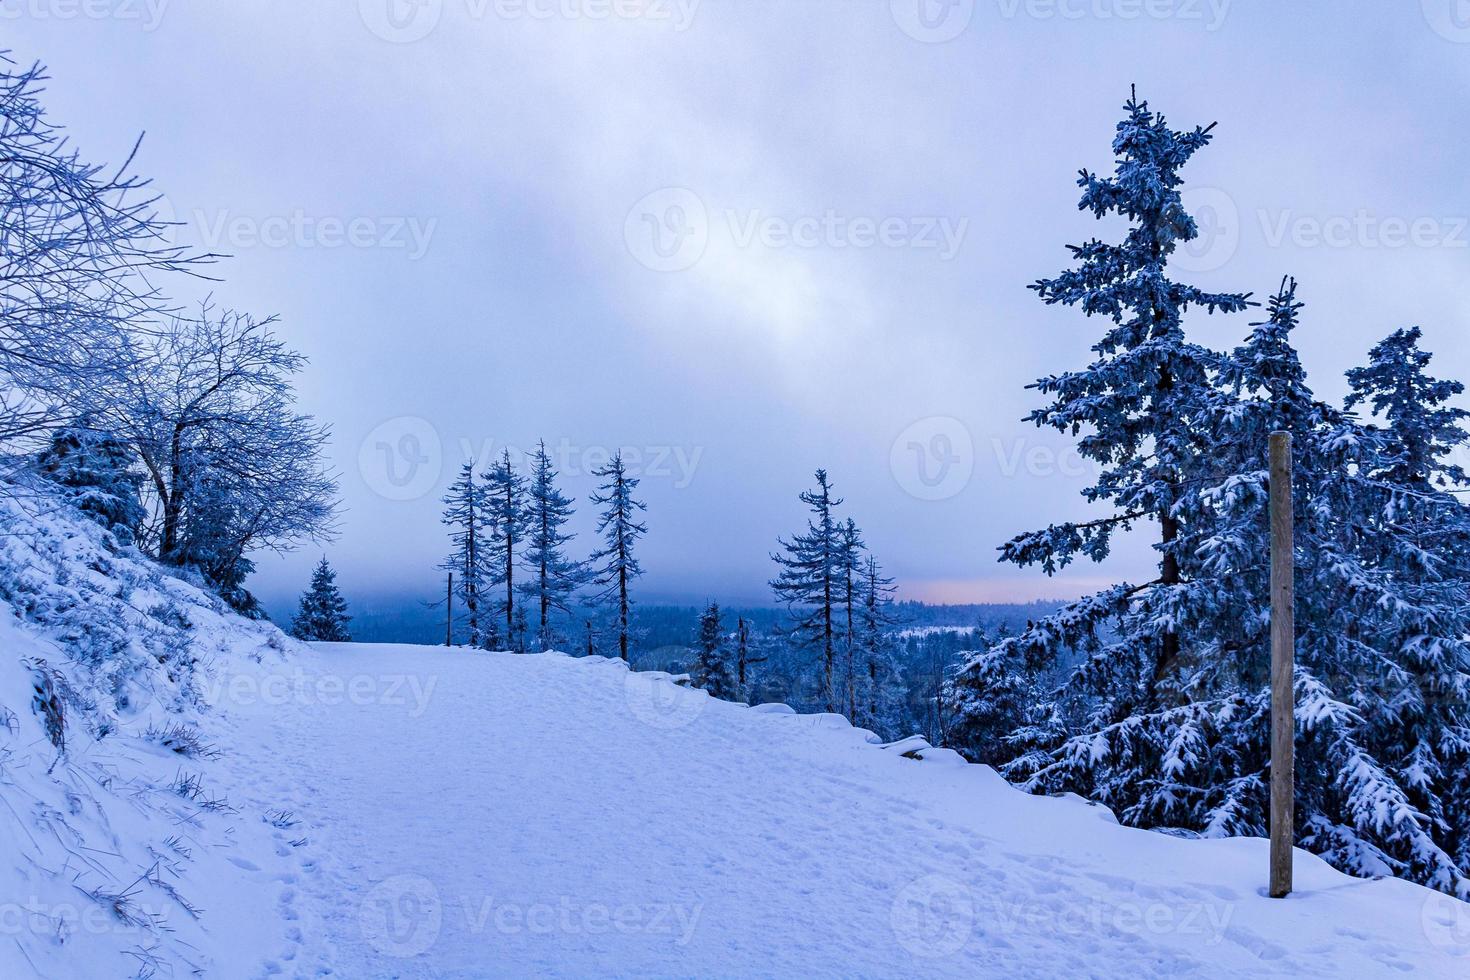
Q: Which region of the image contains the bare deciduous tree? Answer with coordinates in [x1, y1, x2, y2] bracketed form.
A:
[84, 303, 336, 604]
[0, 54, 213, 442]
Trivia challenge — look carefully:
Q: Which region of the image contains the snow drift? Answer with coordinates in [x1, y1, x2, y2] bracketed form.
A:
[3, 486, 1468, 977]
[0, 486, 307, 977]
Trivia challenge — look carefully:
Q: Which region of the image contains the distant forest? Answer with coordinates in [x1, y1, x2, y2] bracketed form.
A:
[275, 595, 1064, 651]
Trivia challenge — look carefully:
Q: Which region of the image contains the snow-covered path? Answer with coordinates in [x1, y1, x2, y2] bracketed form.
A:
[221, 644, 1466, 978]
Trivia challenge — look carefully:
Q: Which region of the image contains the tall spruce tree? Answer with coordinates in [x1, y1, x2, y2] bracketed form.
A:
[518, 440, 585, 651]
[954, 92, 1251, 767]
[836, 518, 865, 717]
[958, 271, 1470, 896]
[588, 451, 647, 662]
[853, 555, 904, 738]
[690, 601, 738, 700]
[440, 460, 490, 648]
[770, 470, 844, 711]
[1338, 325, 1470, 890]
[483, 448, 529, 649]
[291, 556, 351, 642]
[1197, 283, 1470, 894]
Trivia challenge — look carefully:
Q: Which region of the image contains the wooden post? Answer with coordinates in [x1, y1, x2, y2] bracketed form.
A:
[445, 572, 453, 648]
[1269, 431, 1295, 899]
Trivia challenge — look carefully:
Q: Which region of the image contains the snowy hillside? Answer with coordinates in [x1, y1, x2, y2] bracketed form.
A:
[228, 644, 1465, 977]
[0, 490, 311, 977]
[3, 493, 1468, 977]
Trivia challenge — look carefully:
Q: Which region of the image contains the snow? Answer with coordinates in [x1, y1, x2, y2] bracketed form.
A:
[3, 492, 1467, 977]
[209, 642, 1466, 977]
[0, 493, 314, 979]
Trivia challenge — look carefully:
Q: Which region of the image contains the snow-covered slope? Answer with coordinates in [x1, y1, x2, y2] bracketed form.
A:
[0, 490, 309, 977]
[228, 642, 1468, 978]
[5, 491, 1467, 977]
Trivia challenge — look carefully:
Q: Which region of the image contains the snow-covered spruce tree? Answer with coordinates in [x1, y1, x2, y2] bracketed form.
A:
[735, 616, 760, 700]
[291, 556, 352, 642]
[836, 518, 865, 717]
[1346, 327, 1470, 493]
[518, 441, 585, 652]
[1192, 281, 1470, 894]
[441, 460, 491, 648]
[949, 95, 1251, 801]
[588, 450, 647, 662]
[690, 601, 738, 701]
[1336, 325, 1470, 889]
[960, 270, 1470, 894]
[483, 448, 529, 650]
[770, 470, 844, 711]
[34, 423, 145, 541]
[852, 555, 906, 739]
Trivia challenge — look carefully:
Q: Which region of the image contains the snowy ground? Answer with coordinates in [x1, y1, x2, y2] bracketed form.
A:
[209, 642, 1469, 978]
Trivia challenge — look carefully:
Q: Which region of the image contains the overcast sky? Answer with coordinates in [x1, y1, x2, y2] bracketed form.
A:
[12, 1, 1470, 610]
